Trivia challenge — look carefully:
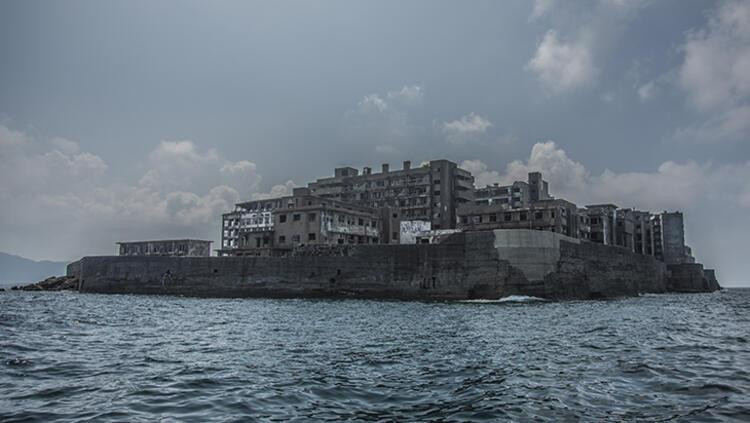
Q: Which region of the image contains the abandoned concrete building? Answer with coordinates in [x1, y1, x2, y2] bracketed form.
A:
[307, 159, 474, 234]
[217, 160, 696, 268]
[457, 198, 586, 239]
[473, 172, 551, 208]
[218, 188, 380, 256]
[651, 211, 691, 265]
[117, 239, 212, 257]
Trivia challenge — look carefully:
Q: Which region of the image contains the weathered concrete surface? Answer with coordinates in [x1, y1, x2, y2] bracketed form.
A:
[73, 229, 719, 300]
[492, 230, 580, 282]
[668, 263, 721, 292]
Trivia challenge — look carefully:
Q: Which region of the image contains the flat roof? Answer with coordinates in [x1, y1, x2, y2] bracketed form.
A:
[117, 239, 213, 244]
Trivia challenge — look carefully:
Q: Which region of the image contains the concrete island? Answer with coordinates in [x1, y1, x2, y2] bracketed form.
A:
[36, 159, 721, 300]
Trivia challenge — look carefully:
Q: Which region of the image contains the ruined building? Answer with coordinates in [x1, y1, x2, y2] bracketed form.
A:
[651, 211, 689, 265]
[472, 171, 551, 208]
[218, 188, 380, 256]
[308, 159, 474, 236]
[218, 160, 696, 268]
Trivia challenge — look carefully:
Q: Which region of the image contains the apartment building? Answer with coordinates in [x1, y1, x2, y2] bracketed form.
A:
[473, 172, 551, 208]
[307, 159, 474, 236]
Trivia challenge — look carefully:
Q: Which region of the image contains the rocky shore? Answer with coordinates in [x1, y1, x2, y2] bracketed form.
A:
[11, 275, 79, 292]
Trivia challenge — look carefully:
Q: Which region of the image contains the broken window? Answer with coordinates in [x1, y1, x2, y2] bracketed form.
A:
[293, 214, 301, 221]
[279, 214, 287, 223]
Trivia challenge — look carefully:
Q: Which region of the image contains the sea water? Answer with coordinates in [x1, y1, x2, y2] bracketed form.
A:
[1, 289, 749, 421]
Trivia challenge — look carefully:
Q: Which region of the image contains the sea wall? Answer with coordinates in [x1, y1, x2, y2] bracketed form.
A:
[668, 263, 721, 292]
[75, 229, 716, 300]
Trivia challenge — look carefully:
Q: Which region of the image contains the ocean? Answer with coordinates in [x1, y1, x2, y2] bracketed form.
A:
[1, 289, 749, 421]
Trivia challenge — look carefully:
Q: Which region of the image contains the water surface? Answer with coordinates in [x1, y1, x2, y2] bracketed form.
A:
[1, 289, 749, 421]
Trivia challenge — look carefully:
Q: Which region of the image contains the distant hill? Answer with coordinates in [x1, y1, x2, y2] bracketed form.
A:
[0, 252, 68, 288]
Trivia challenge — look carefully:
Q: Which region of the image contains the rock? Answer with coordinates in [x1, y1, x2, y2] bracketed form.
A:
[13, 275, 79, 292]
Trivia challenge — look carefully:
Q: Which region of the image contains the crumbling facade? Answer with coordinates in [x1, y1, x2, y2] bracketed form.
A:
[308, 159, 474, 236]
[217, 160, 702, 271]
[458, 197, 585, 239]
[218, 188, 380, 256]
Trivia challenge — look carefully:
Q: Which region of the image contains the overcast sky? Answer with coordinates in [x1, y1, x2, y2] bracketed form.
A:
[1, 0, 749, 285]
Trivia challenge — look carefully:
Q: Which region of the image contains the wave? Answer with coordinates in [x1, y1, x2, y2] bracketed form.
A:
[459, 295, 547, 303]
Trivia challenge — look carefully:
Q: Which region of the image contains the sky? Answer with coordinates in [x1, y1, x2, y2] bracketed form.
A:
[0, 0, 749, 286]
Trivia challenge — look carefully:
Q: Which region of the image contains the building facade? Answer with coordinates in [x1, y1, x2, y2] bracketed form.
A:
[651, 211, 688, 265]
[218, 188, 380, 256]
[457, 198, 585, 239]
[117, 239, 212, 257]
[308, 159, 474, 236]
[473, 172, 551, 208]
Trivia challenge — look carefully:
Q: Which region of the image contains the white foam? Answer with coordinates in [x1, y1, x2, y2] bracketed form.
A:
[459, 295, 547, 303]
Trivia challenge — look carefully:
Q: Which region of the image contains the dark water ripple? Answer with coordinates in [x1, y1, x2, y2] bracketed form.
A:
[1, 290, 750, 422]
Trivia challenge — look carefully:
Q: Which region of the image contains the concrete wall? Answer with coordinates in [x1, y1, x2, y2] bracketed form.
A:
[492, 230, 580, 281]
[75, 229, 717, 301]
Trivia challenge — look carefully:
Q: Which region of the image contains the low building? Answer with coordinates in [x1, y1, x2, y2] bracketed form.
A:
[272, 188, 380, 248]
[218, 188, 381, 256]
[457, 198, 582, 239]
[117, 239, 212, 257]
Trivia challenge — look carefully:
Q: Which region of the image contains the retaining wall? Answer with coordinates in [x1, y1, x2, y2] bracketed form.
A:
[74, 230, 717, 300]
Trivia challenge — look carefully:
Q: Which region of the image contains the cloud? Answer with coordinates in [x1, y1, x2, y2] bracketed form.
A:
[142, 140, 260, 196]
[529, 0, 554, 21]
[344, 85, 425, 154]
[442, 113, 493, 144]
[675, 0, 750, 143]
[460, 159, 501, 188]
[637, 81, 656, 102]
[526, 0, 648, 93]
[375, 145, 400, 155]
[0, 124, 262, 261]
[252, 180, 297, 200]
[527, 30, 597, 92]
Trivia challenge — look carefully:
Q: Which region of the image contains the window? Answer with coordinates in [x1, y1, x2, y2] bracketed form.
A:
[535, 211, 543, 220]
[392, 232, 398, 240]
[434, 180, 441, 185]
[279, 236, 286, 244]
[293, 214, 301, 221]
[489, 214, 497, 222]
[279, 214, 287, 223]
[520, 212, 527, 221]
[462, 216, 469, 224]
[308, 213, 316, 221]
[292, 235, 300, 243]
[434, 191, 441, 196]
[504, 213, 512, 222]
[308, 233, 316, 241]
[358, 218, 364, 225]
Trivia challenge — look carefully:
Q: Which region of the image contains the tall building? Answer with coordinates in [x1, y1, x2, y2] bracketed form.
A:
[651, 211, 687, 264]
[308, 159, 474, 237]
